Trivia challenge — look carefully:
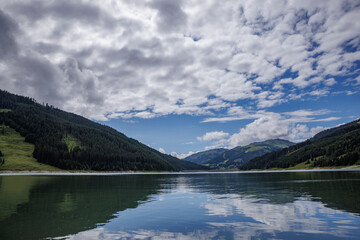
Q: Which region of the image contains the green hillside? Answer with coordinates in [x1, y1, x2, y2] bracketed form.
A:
[0, 125, 60, 171]
[184, 148, 227, 165]
[0, 89, 205, 172]
[204, 139, 294, 169]
[240, 119, 360, 170]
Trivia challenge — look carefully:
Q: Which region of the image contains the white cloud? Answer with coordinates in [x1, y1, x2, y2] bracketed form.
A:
[198, 108, 340, 149]
[228, 115, 290, 147]
[197, 131, 229, 142]
[204, 138, 230, 150]
[310, 126, 328, 136]
[61, 191, 353, 240]
[171, 151, 196, 159]
[355, 76, 360, 85]
[0, 0, 358, 121]
[227, 114, 338, 148]
[158, 147, 166, 154]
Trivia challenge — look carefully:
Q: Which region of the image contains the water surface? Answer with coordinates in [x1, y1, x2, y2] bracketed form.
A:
[0, 170, 360, 239]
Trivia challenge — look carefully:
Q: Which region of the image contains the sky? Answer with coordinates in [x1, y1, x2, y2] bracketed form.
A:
[0, 0, 359, 158]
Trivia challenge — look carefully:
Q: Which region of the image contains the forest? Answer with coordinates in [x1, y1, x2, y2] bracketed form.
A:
[240, 119, 360, 170]
[0, 150, 3, 166]
[0, 89, 204, 171]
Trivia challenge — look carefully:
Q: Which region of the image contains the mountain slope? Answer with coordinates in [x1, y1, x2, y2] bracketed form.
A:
[205, 139, 294, 169]
[240, 120, 360, 170]
[0, 125, 61, 171]
[184, 148, 227, 165]
[0, 89, 205, 171]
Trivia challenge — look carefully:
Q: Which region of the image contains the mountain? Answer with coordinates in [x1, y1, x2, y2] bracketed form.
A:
[204, 139, 294, 169]
[240, 119, 360, 170]
[0, 89, 205, 171]
[184, 148, 227, 165]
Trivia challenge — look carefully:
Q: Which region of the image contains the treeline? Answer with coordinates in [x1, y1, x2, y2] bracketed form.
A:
[0, 149, 4, 166]
[204, 139, 294, 169]
[240, 120, 360, 170]
[0, 89, 202, 171]
[308, 131, 360, 167]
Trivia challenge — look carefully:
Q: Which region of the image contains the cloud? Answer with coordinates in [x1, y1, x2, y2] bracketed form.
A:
[158, 147, 166, 154]
[197, 131, 229, 142]
[171, 151, 196, 159]
[227, 114, 336, 148]
[0, 0, 359, 121]
[150, 0, 187, 33]
[0, 9, 18, 58]
[228, 115, 290, 147]
[199, 108, 340, 149]
[61, 192, 354, 240]
[355, 76, 360, 85]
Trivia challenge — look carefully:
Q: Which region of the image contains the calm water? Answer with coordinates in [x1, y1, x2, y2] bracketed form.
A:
[0, 171, 360, 240]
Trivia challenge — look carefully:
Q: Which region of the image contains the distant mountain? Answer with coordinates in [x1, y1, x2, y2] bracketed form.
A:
[184, 148, 227, 165]
[240, 119, 360, 170]
[184, 139, 294, 169]
[205, 139, 294, 169]
[0, 89, 205, 171]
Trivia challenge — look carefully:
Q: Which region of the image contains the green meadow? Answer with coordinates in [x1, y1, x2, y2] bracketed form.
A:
[0, 125, 60, 171]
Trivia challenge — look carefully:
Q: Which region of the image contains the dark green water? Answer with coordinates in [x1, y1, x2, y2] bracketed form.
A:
[0, 170, 360, 240]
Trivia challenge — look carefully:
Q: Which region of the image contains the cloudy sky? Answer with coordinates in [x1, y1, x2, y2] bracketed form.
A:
[1, 0, 359, 158]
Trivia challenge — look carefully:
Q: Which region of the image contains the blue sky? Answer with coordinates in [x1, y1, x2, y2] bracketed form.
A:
[102, 90, 359, 157]
[0, 0, 359, 158]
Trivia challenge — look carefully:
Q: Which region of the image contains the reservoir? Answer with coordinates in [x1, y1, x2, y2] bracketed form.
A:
[0, 170, 360, 239]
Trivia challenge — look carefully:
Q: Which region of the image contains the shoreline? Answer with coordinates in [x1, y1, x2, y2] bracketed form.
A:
[1, 166, 360, 175]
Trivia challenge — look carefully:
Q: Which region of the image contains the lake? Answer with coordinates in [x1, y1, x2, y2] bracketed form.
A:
[0, 170, 360, 240]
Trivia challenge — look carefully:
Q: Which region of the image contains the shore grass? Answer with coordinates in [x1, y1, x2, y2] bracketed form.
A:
[0, 125, 61, 171]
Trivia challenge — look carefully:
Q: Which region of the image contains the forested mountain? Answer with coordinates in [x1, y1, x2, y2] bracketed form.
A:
[207, 139, 294, 169]
[206, 139, 294, 169]
[185, 139, 294, 169]
[240, 119, 360, 170]
[184, 148, 227, 165]
[0, 89, 205, 171]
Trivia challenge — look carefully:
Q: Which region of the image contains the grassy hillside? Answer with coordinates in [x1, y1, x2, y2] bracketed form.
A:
[205, 139, 294, 169]
[0, 125, 60, 171]
[0, 89, 205, 171]
[184, 148, 227, 165]
[240, 120, 360, 170]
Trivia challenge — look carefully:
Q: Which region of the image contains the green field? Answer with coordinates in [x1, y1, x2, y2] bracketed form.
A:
[0, 125, 61, 171]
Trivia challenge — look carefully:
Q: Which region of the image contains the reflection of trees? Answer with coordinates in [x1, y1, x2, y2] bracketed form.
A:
[1, 172, 359, 240]
[181, 171, 360, 214]
[0, 176, 52, 222]
[0, 175, 162, 240]
[53, 172, 360, 240]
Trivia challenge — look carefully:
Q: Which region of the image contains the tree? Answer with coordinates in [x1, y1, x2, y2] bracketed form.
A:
[0, 150, 4, 166]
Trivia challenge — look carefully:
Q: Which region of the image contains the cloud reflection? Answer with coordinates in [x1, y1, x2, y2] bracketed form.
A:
[62, 193, 359, 240]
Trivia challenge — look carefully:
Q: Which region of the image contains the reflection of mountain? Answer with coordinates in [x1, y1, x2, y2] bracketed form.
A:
[182, 171, 360, 215]
[0, 175, 162, 240]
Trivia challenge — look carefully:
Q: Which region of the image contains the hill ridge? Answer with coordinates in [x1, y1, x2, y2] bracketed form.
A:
[0, 89, 205, 171]
[185, 139, 294, 169]
[240, 119, 360, 170]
